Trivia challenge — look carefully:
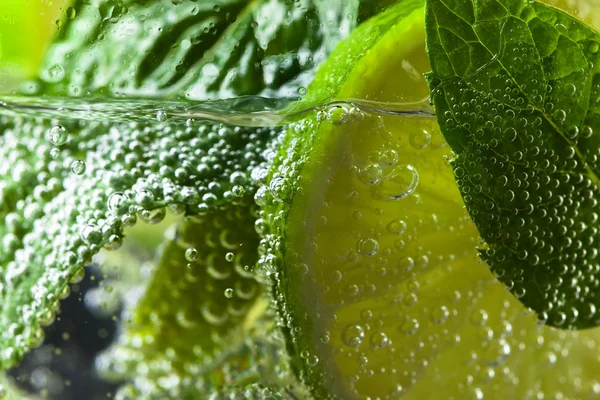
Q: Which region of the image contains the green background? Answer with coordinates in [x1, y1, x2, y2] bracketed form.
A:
[0, 0, 69, 91]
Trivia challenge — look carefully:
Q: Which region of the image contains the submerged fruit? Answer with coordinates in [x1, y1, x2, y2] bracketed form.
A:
[260, 1, 600, 398]
[98, 202, 271, 398]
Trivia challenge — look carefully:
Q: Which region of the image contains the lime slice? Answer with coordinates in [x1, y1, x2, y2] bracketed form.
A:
[262, 1, 600, 398]
[98, 202, 273, 398]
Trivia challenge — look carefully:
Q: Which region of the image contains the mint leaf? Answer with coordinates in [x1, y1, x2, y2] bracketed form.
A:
[0, 117, 279, 369]
[0, 0, 365, 372]
[36, 0, 359, 99]
[425, 0, 600, 329]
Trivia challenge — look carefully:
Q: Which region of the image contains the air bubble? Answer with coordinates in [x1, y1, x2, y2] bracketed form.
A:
[470, 309, 488, 326]
[503, 127, 517, 142]
[399, 257, 414, 272]
[380, 149, 398, 165]
[370, 332, 389, 349]
[306, 354, 319, 367]
[108, 192, 129, 215]
[70, 160, 86, 175]
[48, 125, 68, 146]
[581, 125, 593, 138]
[156, 110, 168, 122]
[254, 186, 269, 206]
[185, 247, 198, 262]
[81, 224, 102, 245]
[66, 7, 77, 19]
[342, 324, 365, 347]
[357, 237, 379, 256]
[484, 339, 511, 366]
[377, 164, 419, 200]
[553, 109, 566, 123]
[135, 190, 155, 208]
[139, 207, 166, 225]
[105, 235, 122, 251]
[431, 305, 450, 324]
[387, 219, 407, 235]
[231, 185, 245, 197]
[399, 318, 419, 335]
[360, 309, 373, 321]
[358, 164, 382, 185]
[269, 176, 292, 202]
[326, 105, 349, 125]
[544, 351, 557, 367]
[409, 129, 431, 148]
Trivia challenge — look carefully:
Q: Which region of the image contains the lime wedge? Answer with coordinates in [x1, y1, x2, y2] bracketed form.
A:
[98, 202, 272, 398]
[261, 1, 600, 398]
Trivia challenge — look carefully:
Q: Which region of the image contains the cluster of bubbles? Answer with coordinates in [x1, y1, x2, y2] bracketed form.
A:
[46, 125, 87, 175]
[0, 113, 280, 371]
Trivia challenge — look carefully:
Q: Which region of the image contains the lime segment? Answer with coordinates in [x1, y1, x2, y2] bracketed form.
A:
[98, 202, 267, 398]
[262, 1, 600, 398]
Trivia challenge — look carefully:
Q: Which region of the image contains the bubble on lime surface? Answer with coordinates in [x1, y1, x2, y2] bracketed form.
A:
[430, 305, 450, 324]
[342, 325, 365, 348]
[409, 129, 431, 149]
[326, 104, 350, 125]
[357, 237, 379, 256]
[387, 219, 407, 235]
[358, 164, 383, 185]
[269, 176, 292, 202]
[376, 163, 419, 200]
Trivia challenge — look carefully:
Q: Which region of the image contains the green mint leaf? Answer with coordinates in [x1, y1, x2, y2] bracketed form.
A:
[0, 116, 280, 369]
[35, 0, 360, 99]
[425, 0, 600, 329]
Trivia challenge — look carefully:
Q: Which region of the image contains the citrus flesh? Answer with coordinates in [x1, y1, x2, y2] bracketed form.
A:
[264, 2, 600, 399]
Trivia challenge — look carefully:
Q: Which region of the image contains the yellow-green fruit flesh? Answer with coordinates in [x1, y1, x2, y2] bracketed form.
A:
[265, 3, 600, 399]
